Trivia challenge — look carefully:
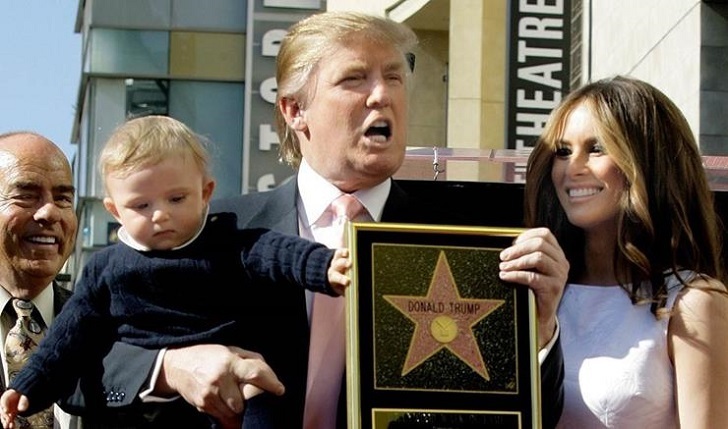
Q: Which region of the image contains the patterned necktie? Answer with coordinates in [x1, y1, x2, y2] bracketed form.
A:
[303, 194, 366, 429]
[4, 298, 54, 429]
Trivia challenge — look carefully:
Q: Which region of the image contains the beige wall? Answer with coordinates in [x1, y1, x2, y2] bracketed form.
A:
[408, 30, 449, 148]
[447, 0, 507, 181]
[327, 0, 451, 176]
[328, 0, 507, 181]
[328, 0, 727, 178]
[587, 0, 702, 138]
[326, 0, 393, 14]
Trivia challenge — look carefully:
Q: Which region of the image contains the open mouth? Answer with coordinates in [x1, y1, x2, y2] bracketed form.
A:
[365, 120, 391, 141]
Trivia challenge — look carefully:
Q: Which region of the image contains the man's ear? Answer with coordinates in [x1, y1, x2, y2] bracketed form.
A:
[103, 197, 121, 222]
[280, 97, 307, 131]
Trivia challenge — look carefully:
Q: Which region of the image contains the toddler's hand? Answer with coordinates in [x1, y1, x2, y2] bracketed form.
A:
[328, 248, 352, 295]
[0, 389, 28, 429]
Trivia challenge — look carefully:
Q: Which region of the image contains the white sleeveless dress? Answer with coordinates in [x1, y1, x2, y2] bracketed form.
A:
[555, 273, 689, 428]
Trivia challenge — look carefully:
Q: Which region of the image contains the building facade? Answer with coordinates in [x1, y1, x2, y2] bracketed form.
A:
[71, 0, 253, 277]
[67, 0, 728, 281]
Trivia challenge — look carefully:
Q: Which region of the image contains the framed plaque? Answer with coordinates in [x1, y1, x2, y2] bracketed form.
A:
[346, 222, 541, 429]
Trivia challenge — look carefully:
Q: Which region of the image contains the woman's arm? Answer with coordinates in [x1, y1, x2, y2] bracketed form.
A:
[670, 277, 728, 428]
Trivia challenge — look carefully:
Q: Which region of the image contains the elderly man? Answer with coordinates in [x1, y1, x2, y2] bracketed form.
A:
[0, 132, 78, 429]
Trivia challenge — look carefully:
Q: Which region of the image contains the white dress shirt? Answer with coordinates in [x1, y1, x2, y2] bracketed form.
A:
[295, 160, 558, 363]
[296, 159, 389, 320]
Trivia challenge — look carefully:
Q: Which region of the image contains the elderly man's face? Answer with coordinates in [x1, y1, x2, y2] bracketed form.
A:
[0, 134, 77, 290]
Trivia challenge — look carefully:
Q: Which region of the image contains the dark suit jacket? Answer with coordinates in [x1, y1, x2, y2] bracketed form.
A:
[66, 178, 563, 429]
[54, 283, 72, 314]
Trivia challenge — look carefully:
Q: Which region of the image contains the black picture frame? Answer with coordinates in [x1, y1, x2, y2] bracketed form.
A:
[346, 222, 541, 429]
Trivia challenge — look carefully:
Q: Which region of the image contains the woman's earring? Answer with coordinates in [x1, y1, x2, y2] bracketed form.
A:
[292, 116, 306, 130]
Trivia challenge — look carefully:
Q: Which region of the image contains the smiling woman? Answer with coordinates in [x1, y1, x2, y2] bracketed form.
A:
[523, 75, 728, 429]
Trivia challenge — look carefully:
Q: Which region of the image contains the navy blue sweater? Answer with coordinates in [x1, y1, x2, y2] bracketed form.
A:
[11, 212, 336, 415]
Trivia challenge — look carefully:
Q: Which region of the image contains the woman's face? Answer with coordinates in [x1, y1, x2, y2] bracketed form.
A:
[550, 103, 627, 233]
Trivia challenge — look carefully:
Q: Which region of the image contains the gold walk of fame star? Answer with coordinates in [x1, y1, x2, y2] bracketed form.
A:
[383, 251, 504, 381]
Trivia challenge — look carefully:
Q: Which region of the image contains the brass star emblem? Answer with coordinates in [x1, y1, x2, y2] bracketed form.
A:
[383, 251, 505, 380]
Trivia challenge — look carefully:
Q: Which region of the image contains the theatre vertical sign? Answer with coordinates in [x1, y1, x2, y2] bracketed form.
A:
[243, 0, 323, 193]
[506, 0, 571, 182]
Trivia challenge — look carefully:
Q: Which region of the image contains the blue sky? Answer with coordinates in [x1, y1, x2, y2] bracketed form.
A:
[0, 1, 81, 161]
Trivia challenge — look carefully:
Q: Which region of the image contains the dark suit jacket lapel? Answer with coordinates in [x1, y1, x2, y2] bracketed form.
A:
[214, 178, 299, 234]
[381, 181, 410, 222]
[384, 180, 467, 226]
[251, 179, 299, 234]
[53, 282, 72, 314]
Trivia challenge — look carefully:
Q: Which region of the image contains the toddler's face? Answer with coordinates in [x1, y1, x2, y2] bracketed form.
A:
[103, 154, 214, 250]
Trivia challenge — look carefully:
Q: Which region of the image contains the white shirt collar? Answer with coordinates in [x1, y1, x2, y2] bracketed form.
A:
[0, 283, 54, 327]
[117, 205, 210, 251]
[296, 159, 390, 225]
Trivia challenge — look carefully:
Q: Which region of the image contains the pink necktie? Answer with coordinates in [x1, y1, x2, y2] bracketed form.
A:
[303, 194, 366, 429]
